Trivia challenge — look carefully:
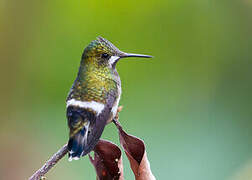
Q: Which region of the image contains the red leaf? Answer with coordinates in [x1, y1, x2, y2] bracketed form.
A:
[89, 139, 124, 180]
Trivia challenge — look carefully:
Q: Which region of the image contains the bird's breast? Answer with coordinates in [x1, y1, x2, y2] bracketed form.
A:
[67, 74, 120, 117]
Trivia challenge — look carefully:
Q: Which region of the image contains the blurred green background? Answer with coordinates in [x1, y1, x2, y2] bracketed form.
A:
[1, 0, 252, 179]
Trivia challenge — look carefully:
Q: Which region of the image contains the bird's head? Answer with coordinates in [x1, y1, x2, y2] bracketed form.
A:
[81, 36, 152, 69]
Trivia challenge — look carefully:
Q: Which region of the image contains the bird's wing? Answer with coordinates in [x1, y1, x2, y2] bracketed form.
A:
[83, 91, 117, 156]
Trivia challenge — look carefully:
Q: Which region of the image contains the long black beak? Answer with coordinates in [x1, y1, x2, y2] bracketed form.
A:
[120, 53, 153, 59]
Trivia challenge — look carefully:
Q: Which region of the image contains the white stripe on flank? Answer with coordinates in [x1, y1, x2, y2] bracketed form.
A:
[109, 56, 120, 66]
[67, 99, 105, 115]
[111, 85, 121, 118]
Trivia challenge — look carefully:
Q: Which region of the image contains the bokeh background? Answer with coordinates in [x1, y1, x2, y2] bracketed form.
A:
[1, 0, 252, 179]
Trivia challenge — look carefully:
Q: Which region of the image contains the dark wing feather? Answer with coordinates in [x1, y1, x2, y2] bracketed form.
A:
[67, 106, 95, 160]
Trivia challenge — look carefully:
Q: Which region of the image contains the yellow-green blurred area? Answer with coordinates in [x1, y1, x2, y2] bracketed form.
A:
[1, 0, 252, 179]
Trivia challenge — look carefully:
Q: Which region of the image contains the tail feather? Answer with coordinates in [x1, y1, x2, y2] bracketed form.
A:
[68, 124, 89, 161]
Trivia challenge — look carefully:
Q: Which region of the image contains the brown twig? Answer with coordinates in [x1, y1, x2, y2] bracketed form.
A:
[29, 144, 68, 180]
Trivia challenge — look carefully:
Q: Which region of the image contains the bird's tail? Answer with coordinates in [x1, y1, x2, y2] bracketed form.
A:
[67, 122, 89, 161]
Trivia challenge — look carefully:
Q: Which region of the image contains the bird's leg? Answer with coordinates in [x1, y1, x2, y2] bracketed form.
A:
[112, 106, 123, 127]
[106, 106, 123, 124]
[115, 106, 123, 120]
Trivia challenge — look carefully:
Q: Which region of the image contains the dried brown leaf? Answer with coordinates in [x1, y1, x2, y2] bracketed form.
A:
[89, 139, 124, 180]
[114, 121, 156, 180]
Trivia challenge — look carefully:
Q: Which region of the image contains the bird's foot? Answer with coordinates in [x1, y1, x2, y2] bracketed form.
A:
[106, 106, 123, 124]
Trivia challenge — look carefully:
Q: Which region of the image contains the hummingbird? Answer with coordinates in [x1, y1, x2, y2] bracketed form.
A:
[66, 36, 152, 161]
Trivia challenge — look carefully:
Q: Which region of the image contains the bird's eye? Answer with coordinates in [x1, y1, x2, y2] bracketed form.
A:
[101, 53, 109, 59]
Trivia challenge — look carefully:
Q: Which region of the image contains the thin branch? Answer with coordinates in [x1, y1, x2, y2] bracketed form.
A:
[29, 144, 68, 180]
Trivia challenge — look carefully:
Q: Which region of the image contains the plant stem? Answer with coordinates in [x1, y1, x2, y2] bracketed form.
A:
[29, 144, 68, 180]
